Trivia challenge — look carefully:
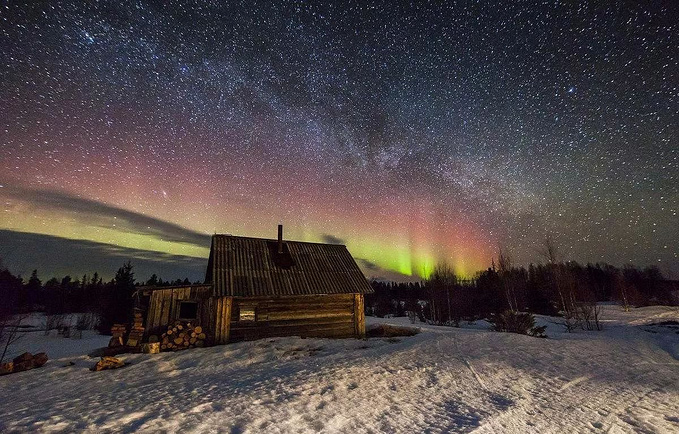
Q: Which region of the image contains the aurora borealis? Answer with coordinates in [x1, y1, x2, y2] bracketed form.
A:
[1, 1, 677, 281]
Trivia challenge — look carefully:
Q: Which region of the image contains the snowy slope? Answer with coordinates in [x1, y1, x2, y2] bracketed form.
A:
[1, 305, 678, 433]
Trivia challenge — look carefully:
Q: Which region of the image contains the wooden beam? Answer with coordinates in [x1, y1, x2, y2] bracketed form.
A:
[223, 297, 233, 343]
[354, 293, 366, 338]
[215, 297, 233, 345]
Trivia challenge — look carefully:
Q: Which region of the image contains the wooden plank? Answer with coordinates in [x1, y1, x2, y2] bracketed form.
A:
[231, 317, 353, 329]
[214, 297, 233, 345]
[231, 318, 354, 330]
[215, 296, 223, 344]
[147, 291, 160, 329]
[264, 311, 354, 321]
[198, 297, 211, 332]
[160, 290, 171, 327]
[175, 288, 184, 315]
[203, 297, 213, 343]
[154, 291, 166, 328]
[257, 302, 355, 312]
[229, 323, 356, 341]
[223, 297, 232, 343]
[354, 293, 366, 338]
[231, 294, 355, 305]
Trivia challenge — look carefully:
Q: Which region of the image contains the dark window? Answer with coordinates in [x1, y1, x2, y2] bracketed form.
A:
[179, 301, 198, 320]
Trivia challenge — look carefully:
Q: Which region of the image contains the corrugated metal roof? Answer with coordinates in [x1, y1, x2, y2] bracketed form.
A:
[207, 235, 374, 297]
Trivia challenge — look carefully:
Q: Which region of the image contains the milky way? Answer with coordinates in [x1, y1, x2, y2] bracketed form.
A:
[1, 1, 677, 280]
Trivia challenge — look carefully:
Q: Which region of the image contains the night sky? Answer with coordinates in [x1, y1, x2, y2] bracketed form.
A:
[1, 1, 677, 281]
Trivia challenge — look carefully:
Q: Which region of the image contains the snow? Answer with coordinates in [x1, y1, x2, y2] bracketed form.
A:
[1, 305, 678, 433]
[2, 314, 110, 360]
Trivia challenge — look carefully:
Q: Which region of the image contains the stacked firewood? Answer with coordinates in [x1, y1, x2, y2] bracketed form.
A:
[0, 352, 48, 376]
[126, 312, 145, 347]
[155, 321, 206, 351]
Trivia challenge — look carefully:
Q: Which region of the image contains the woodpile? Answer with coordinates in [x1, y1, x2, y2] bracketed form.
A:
[0, 362, 12, 375]
[92, 356, 125, 371]
[109, 324, 126, 347]
[0, 352, 48, 376]
[126, 311, 145, 347]
[155, 321, 206, 351]
[141, 342, 160, 354]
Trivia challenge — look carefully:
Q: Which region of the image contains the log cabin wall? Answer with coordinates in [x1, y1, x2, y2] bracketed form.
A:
[146, 285, 212, 336]
[215, 293, 365, 342]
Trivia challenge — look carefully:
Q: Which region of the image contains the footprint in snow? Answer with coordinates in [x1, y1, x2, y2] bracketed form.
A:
[488, 393, 513, 411]
[320, 385, 334, 395]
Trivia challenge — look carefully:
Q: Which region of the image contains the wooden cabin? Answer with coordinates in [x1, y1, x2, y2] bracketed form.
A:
[144, 226, 373, 344]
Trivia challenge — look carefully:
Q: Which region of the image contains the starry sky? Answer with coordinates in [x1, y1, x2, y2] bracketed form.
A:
[1, 1, 677, 281]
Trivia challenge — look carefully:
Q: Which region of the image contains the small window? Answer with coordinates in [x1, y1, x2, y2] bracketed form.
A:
[179, 301, 198, 320]
[239, 305, 256, 321]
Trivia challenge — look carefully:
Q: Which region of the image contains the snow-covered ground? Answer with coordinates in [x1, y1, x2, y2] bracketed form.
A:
[1, 305, 678, 433]
[2, 313, 109, 361]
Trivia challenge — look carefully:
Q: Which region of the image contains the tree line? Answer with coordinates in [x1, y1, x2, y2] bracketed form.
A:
[0, 259, 199, 333]
[1, 248, 677, 335]
[366, 256, 678, 328]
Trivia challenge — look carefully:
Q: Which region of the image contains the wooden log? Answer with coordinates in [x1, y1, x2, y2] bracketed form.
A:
[142, 343, 160, 354]
[92, 356, 124, 371]
[108, 336, 124, 348]
[198, 333, 206, 340]
[265, 311, 354, 321]
[194, 326, 202, 334]
[240, 317, 353, 329]
[354, 293, 366, 339]
[173, 337, 183, 345]
[0, 362, 13, 376]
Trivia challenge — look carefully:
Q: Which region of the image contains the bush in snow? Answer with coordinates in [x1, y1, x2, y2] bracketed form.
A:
[488, 311, 547, 338]
[76, 312, 99, 331]
[43, 314, 67, 336]
[551, 302, 603, 333]
[366, 324, 419, 338]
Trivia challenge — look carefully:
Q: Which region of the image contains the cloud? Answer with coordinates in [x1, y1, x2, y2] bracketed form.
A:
[0, 230, 206, 281]
[1, 185, 211, 246]
[356, 258, 378, 270]
[321, 234, 345, 245]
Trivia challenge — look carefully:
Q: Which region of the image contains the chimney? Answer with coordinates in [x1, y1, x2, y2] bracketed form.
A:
[277, 224, 283, 253]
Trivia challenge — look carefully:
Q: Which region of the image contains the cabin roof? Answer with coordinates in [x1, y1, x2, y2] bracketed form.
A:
[205, 234, 374, 297]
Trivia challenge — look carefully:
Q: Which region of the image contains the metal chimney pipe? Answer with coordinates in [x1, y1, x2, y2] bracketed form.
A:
[277, 224, 283, 253]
